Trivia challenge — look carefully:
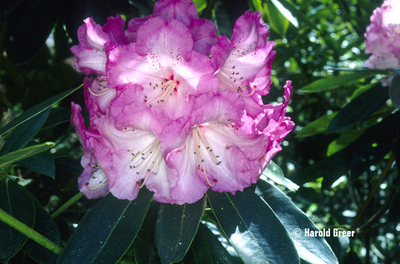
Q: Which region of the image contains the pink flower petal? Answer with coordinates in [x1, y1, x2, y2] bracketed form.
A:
[153, 0, 198, 26]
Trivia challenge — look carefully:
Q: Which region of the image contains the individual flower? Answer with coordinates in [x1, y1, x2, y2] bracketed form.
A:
[70, 0, 294, 204]
[211, 10, 275, 117]
[161, 89, 293, 204]
[107, 16, 219, 120]
[364, 0, 400, 70]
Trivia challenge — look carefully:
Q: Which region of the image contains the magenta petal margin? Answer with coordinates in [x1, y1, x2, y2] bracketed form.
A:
[70, 0, 294, 204]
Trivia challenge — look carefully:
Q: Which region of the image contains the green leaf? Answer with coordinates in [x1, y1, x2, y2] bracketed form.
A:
[184, 223, 236, 264]
[207, 188, 299, 264]
[18, 149, 55, 178]
[255, 179, 338, 264]
[298, 70, 386, 93]
[133, 202, 161, 264]
[214, 1, 232, 38]
[183, 223, 214, 264]
[262, 160, 299, 191]
[327, 130, 364, 156]
[0, 108, 50, 156]
[38, 107, 72, 135]
[392, 68, 400, 75]
[57, 188, 153, 264]
[0, 179, 35, 263]
[155, 195, 206, 264]
[296, 112, 338, 137]
[328, 85, 389, 133]
[0, 142, 55, 170]
[276, 0, 318, 31]
[263, 1, 290, 37]
[23, 194, 61, 264]
[0, 85, 82, 136]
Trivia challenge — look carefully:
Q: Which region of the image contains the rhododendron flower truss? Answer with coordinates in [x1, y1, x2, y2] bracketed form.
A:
[70, 0, 294, 204]
[364, 0, 400, 70]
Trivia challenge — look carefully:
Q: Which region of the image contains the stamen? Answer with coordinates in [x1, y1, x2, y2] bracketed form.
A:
[193, 128, 218, 187]
[129, 139, 163, 189]
[88, 87, 111, 97]
[144, 79, 179, 106]
[86, 178, 108, 190]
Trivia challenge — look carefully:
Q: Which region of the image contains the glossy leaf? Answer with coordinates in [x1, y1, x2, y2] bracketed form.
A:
[276, 0, 318, 30]
[18, 149, 55, 178]
[23, 194, 61, 264]
[296, 112, 338, 138]
[184, 223, 236, 264]
[298, 70, 386, 93]
[133, 202, 161, 264]
[0, 179, 35, 263]
[263, 1, 290, 37]
[155, 196, 206, 264]
[0, 85, 82, 136]
[0, 142, 55, 170]
[255, 179, 338, 264]
[327, 130, 364, 156]
[183, 223, 214, 264]
[38, 107, 72, 135]
[328, 85, 389, 133]
[0, 108, 50, 156]
[57, 188, 153, 264]
[392, 68, 400, 75]
[207, 188, 299, 264]
[54, 156, 84, 175]
[262, 160, 299, 191]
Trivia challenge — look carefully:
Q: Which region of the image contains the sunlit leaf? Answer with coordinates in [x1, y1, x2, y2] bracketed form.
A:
[263, 1, 290, 37]
[296, 112, 338, 138]
[155, 196, 206, 264]
[262, 160, 299, 191]
[0, 142, 55, 169]
[207, 188, 299, 264]
[57, 188, 153, 264]
[255, 179, 338, 264]
[327, 130, 364, 156]
[298, 70, 386, 93]
[276, 0, 318, 30]
[0, 179, 35, 263]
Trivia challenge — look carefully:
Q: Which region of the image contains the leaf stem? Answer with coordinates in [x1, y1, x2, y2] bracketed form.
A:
[352, 152, 395, 230]
[51, 192, 84, 219]
[0, 208, 63, 255]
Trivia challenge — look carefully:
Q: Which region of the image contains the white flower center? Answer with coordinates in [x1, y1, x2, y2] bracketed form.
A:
[128, 138, 163, 188]
[143, 74, 180, 106]
[191, 126, 222, 186]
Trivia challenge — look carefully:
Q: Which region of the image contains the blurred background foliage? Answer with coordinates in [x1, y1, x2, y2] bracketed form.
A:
[0, 0, 399, 263]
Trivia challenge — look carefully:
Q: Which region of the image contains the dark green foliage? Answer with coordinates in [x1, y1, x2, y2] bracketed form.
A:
[1, 0, 399, 263]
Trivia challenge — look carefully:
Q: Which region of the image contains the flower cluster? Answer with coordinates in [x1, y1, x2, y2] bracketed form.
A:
[70, 0, 294, 204]
[365, 0, 400, 70]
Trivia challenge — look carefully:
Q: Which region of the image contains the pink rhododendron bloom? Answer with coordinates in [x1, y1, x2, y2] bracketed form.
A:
[70, 0, 294, 204]
[365, 0, 400, 70]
